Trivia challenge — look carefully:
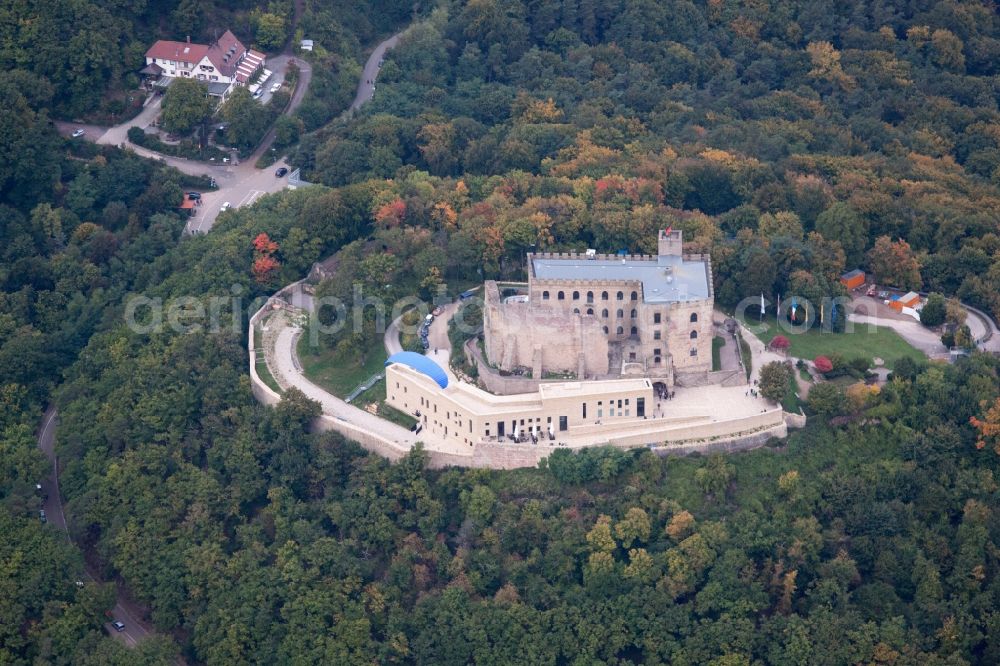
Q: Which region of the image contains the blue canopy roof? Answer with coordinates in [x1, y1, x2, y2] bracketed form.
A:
[385, 352, 448, 389]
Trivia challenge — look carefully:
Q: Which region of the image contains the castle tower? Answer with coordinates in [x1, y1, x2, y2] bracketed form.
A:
[658, 228, 683, 257]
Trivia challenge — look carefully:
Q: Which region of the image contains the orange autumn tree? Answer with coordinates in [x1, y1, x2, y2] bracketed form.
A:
[375, 199, 406, 228]
[252, 233, 280, 284]
[970, 398, 1000, 454]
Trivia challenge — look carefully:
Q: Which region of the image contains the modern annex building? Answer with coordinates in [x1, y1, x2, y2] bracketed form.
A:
[483, 229, 714, 386]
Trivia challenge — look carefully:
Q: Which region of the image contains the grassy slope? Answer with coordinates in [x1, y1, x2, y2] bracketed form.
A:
[297, 334, 387, 398]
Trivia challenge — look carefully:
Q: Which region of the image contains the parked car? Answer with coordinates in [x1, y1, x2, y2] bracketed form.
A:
[220, 202, 231, 212]
[39, 510, 46, 523]
[71, 128, 85, 138]
[275, 167, 288, 177]
[111, 621, 125, 632]
[270, 82, 282, 93]
[187, 191, 201, 200]
[252, 89, 263, 99]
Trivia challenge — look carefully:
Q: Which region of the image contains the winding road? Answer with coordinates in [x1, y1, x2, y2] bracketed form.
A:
[350, 33, 401, 113]
[37, 409, 159, 650]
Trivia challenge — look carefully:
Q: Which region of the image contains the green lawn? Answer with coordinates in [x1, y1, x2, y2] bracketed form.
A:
[255, 357, 282, 394]
[353, 381, 419, 429]
[738, 313, 925, 369]
[781, 373, 802, 413]
[712, 336, 725, 372]
[297, 334, 387, 399]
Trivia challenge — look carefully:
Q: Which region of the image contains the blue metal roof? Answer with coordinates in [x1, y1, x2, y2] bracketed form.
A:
[385, 352, 449, 389]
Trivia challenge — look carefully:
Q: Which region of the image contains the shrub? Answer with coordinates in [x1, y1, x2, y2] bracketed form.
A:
[920, 293, 947, 327]
[127, 126, 145, 144]
[808, 382, 846, 417]
[770, 335, 790, 351]
[848, 357, 871, 376]
[814, 355, 833, 373]
[759, 361, 792, 403]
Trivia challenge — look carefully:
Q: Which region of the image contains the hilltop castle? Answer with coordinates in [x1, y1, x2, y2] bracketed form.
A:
[483, 229, 714, 387]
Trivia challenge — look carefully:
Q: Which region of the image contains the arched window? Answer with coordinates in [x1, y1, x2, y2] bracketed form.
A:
[572, 291, 580, 300]
[616, 309, 623, 318]
[586, 308, 594, 315]
[573, 308, 580, 314]
[603, 326, 608, 334]
[630, 309, 637, 318]
[630, 291, 638, 301]
[586, 291, 594, 303]
[616, 291, 624, 300]
[690, 330, 698, 339]
[690, 312, 698, 322]
[601, 291, 609, 300]
[616, 326, 624, 335]
[558, 291, 565, 300]
[542, 291, 550, 300]
[602, 309, 609, 318]
[631, 326, 637, 336]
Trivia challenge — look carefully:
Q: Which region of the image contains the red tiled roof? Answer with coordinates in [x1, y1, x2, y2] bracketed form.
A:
[146, 40, 208, 65]
[205, 30, 247, 77]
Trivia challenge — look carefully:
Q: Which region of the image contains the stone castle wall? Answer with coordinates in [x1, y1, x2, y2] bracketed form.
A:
[483, 281, 609, 376]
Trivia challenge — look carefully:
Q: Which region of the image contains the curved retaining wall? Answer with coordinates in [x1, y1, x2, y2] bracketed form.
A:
[250, 282, 795, 469]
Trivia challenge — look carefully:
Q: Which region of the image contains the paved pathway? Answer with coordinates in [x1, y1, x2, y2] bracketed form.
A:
[269, 317, 418, 449]
[384, 315, 404, 355]
[847, 313, 948, 357]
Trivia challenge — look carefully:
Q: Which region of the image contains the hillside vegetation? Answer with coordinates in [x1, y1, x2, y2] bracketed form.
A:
[2, 1, 1000, 664]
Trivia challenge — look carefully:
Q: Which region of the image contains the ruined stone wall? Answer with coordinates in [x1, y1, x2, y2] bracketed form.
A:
[483, 280, 609, 376]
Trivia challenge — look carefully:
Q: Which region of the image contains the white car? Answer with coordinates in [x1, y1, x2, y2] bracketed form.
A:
[220, 202, 231, 212]
[71, 128, 85, 138]
[270, 82, 281, 93]
[252, 89, 263, 99]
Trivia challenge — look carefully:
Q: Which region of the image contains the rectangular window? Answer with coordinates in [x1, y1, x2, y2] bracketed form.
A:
[469, 420, 472, 433]
[654, 312, 661, 324]
[654, 330, 661, 340]
[618, 400, 623, 409]
[582, 403, 587, 419]
[625, 399, 629, 405]
[624, 409, 630, 417]
[559, 416, 568, 431]
[547, 416, 552, 423]
[637, 397, 645, 417]
[610, 407, 615, 417]
[497, 422, 505, 437]
[597, 408, 603, 419]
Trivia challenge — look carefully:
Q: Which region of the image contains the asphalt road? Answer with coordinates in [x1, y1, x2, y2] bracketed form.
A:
[37, 409, 156, 650]
[350, 33, 402, 112]
[251, 55, 313, 162]
[57, 29, 395, 236]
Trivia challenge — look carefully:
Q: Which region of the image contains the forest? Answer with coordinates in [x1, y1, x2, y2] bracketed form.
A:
[2, 0, 1000, 664]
